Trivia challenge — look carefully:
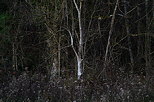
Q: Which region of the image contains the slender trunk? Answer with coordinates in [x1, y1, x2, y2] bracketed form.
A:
[12, 0, 18, 71]
[137, 3, 142, 57]
[58, 34, 61, 77]
[104, 0, 119, 63]
[12, 43, 17, 70]
[144, 0, 153, 96]
[123, 0, 134, 68]
[12, 28, 19, 71]
[145, 0, 151, 78]
[97, 0, 119, 79]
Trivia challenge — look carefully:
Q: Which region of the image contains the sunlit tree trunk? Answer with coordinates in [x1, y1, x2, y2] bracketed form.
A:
[73, 0, 84, 80]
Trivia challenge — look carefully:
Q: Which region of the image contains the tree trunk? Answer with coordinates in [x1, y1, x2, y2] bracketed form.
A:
[123, 0, 134, 69]
[73, 0, 84, 80]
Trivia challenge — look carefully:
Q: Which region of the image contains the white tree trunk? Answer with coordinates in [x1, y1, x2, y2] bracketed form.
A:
[73, 0, 83, 80]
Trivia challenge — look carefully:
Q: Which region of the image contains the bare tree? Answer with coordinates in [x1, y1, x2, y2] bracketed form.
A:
[62, 0, 84, 80]
[72, 0, 84, 80]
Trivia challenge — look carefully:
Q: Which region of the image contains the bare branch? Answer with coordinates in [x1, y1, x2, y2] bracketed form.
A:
[64, 28, 79, 60]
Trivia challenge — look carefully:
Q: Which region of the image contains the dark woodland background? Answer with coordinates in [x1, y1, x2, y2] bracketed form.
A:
[0, 0, 154, 101]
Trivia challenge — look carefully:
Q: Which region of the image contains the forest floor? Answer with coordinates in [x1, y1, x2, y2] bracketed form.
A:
[0, 71, 154, 102]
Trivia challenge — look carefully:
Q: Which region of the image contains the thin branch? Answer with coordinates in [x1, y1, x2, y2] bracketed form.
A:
[73, 0, 80, 14]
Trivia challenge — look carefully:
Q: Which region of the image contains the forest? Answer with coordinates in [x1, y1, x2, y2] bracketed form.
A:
[0, 0, 154, 101]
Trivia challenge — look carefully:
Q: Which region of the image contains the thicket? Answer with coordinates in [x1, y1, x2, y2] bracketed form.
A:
[0, 0, 154, 101]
